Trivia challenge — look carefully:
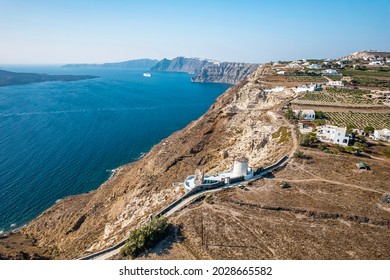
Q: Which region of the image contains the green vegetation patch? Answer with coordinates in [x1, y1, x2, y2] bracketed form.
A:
[299, 92, 335, 103]
[122, 216, 169, 258]
[341, 69, 390, 78]
[352, 77, 390, 88]
[272, 126, 291, 143]
[384, 147, 390, 158]
[296, 87, 382, 105]
[287, 76, 327, 83]
[323, 112, 390, 130]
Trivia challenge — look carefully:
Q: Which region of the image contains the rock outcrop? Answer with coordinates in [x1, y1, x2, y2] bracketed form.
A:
[191, 62, 258, 84]
[1, 63, 295, 259]
[151, 56, 258, 84]
[150, 57, 216, 75]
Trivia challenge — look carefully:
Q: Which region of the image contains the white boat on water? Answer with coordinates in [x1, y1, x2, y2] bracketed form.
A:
[143, 73, 152, 77]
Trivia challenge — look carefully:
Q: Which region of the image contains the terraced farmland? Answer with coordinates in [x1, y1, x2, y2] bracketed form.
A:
[287, 76, 327, 83]
[323, 112, 390, 129]
[293, 88, 384, 107]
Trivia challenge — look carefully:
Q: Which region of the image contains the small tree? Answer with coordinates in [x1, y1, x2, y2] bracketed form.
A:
[346, 124, 355, 135]
[313, 119, 325, 126]
[285, 108, 295, 120]
[344, 146, 357, 153]
[335, 144, 344, 152]
[315, 111, 326, 119]
[300, 133, 317, 147]
[363, 125, 375, 135]
[354, 142, 367, 153]
[319, 143, 329, 151]
[383, 147, 390, 158]
[293, 150, 306, 158]
[122, 216, 169, 258]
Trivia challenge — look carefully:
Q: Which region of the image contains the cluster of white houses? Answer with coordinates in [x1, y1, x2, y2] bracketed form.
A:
[298, 122, 351, 146]
[372, 129, 390, 141]
[295, 109, 390, 145]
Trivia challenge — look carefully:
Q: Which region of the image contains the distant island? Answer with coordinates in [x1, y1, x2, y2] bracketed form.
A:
[0, 69, 98, 87]
[62, 58, 159, 69]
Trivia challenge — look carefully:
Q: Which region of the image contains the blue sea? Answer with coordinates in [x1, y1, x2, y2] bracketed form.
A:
[0, 66, 230, 232]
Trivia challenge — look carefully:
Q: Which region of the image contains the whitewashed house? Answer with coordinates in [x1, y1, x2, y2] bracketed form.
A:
[369, 61, 384, 66]
[327, 81, 344, 87]
[294, 110, 315, 120]
[285, 63, 301, 69]
[373, 129, 390, 141]
[294, 84, 320, 93]
[322, 69, 340, 76]
[308, 64, 321, 69]
[277, 71, 286, 75]
[336, 61, 345, 68]
[317, 125, 350, 146]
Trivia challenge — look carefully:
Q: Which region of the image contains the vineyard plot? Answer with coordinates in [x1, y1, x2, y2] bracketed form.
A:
[323, 112, 390, 130]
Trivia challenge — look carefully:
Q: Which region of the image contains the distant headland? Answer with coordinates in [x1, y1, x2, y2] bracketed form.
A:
[0, 69, 98, 87]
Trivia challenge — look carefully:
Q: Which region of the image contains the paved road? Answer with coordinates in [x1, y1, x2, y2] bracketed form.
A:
[79, 157, 289, 260]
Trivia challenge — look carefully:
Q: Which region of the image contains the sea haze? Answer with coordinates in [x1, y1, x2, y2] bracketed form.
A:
[0, 66, 230, 232]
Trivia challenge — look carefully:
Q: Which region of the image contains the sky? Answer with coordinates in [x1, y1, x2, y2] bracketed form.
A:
[1, 0, 390, 64]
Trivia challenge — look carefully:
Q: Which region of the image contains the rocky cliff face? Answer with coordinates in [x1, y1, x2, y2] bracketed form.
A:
[191, 62, 258, 84]
[0, 63, 296, 259]
[151, 57, 258, 84]
[150, 57, 215, 74]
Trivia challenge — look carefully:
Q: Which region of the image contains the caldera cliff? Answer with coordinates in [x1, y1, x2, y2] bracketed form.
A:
[191, 62, 258, 84]
[0, 63, 295, 259]
[151, 57, 258, 84]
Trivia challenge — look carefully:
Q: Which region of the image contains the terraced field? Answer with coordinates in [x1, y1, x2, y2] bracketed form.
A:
[323, 111, 390, 129]
[287, 76, 327, 83]
[293, 88, 384, 107]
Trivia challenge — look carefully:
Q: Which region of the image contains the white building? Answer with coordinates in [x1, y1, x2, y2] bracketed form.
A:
[322, 69, 340, 76]
[233, 157, 249, 177]
[369, 61, 384, 66]
[373, 129, 390, 141]
[294, 84, 320, 93]
[285, 63, 301, 69]
[184, 157, 253, 190]
[317, 125, 350, 146]
[277, 71, 286, 75]
[327, 81, 344, 87]
[308, 64, 321, 69]
[294, 109, 315, 120]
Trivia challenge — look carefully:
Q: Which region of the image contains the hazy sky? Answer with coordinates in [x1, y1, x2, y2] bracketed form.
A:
[1, 0, 390, 64]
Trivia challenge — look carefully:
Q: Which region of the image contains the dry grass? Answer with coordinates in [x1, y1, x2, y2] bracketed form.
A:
[140, 150, 390, 260]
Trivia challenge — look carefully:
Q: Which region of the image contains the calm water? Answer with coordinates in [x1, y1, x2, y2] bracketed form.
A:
[0, 66, 230, 232]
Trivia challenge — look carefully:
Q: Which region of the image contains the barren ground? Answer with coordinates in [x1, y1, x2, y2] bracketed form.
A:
[138, 149, 390, 260]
